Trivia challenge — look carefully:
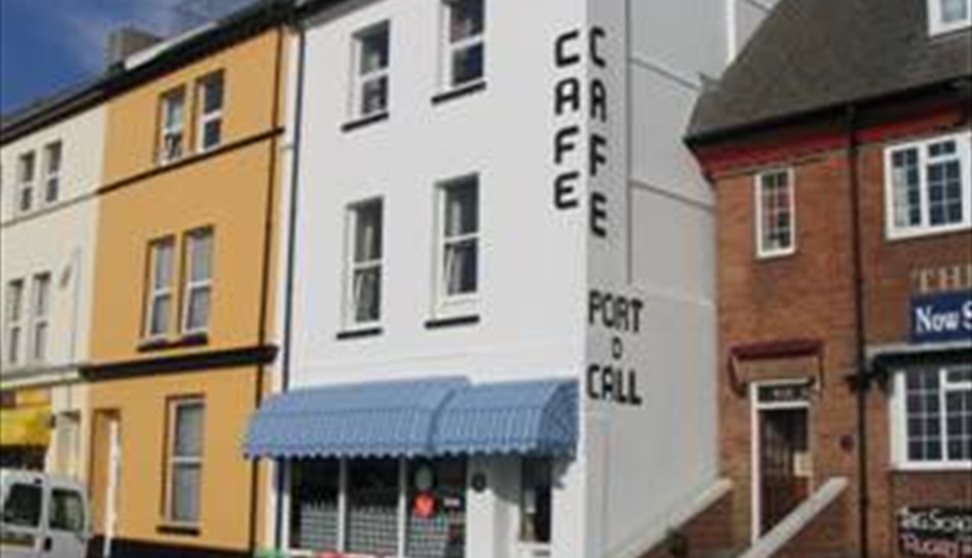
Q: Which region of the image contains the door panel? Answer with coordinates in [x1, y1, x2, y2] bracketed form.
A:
[759, 408, 809, 535]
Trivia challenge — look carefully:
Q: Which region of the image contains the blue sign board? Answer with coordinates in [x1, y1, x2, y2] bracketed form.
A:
[910, 291, 972, 344]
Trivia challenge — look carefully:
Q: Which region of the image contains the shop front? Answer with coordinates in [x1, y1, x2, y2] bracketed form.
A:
[245, 377, 577, 558]
[0, 388, 51, 470]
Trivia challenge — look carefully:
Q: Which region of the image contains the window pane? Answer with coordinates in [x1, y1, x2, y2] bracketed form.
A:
[45, 142, 62, 174]
[154, 241, 174, 290]
[290, 460, 340, 552]
[359, 27, 389, 74]
[927, 160, 963, 226]
[444, 240, 477, 295]
[942, 0, 969, 22]
[891, 149, 921, 228]
[49, 489, 85, 533]
[202, 74, 224, 114]
[149, 294, 171, 336]
[2, 484, 42, 528]
[7, 327, 21, 364]
[32, 274, 50, 317]
[185, 287, 211, 332]
[353, 268, 381, 323]
[174, 402, 204, 458]
[520, 459, 552, 544]
[444, 179, 478, 237]
[31, 322, 47, 361]
[6, 281, 24, 322]
[905, 369, 943, 462]
[188, 231, 213, 283]
[449, 0, 484, 42]
[361, 77, 388, 116]
[759, 171, 793, 253]
[451, 43, 484, 86]
[354, 202, 383, 263]
[202, 120, 222, 150]
[171, 463, 201, 523]
[945, 389, 972, 461]
[346, 459, 399, 556]
[164, 91, 185, 129]
[406, 459, 467, 558]
[18, 153, 35, 183]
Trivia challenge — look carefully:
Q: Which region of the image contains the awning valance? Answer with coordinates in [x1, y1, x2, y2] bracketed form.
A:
[244, 377, 578, 459]
[0, 407, 51, 447]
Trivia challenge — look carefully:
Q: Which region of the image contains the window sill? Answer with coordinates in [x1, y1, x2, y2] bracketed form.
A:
[755, 246, 796, 261]
[156, 524, 200, 537]
[137, 333, 209, 352]
[886, 222, 972, 243]
[890, 462, 972, 473]
[341, 111, 389, 133]
[432, 80, 486, 106]
[425, 315, 480, 329]
[336, 326, 383, 340]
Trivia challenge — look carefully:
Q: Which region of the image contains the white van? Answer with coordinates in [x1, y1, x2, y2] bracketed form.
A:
[1, 469, 90, 558]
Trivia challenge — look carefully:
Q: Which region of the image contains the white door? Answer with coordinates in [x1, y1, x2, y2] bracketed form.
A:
[45, 483, 88, 558]
[102, 419, 120, 558]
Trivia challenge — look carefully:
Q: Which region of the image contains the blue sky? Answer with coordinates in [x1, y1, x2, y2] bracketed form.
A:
[1, 0, 249, 115]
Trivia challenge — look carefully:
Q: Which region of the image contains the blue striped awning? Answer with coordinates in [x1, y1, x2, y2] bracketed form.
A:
[244, 377, 578, 459]
[433, 379, 578, 456]
[244, 377, 468, 459]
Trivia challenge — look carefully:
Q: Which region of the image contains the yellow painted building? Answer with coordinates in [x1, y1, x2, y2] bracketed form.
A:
[84, 9, 289, 557]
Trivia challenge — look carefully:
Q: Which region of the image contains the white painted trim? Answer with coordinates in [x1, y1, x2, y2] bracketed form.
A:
[726, 0, 738, 63]
[739, 477, 849, 558]
[603, 479, 733, 558]
[754, 168, 797, 260]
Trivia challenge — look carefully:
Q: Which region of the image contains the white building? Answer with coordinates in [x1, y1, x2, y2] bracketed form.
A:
[0, 97, 104, 480]
[246, 1, 774, 557]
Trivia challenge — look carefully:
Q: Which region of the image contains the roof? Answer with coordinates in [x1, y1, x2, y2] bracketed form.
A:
[687, 0, 972, 142]
[243, 377, 579, 459]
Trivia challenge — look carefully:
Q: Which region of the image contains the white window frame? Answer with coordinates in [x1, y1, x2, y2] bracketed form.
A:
[181, 228, 214, 335]
[159, 88, 187, 165]
[928, 0, 972, 35]
[890, 364, 972, 472]
[754, 168, 796, 259]
[144, 237, 176, 340]
[28, 272, 51, 363]
[343, 199, 383, 329]
[350, 22, 390, 120]
[434, 174, 480, 317]
[196, 72, 224, 153]
[164, 397, 205, 525]
[5, 279, 25, 366]
[440, 0, 486, 90]
[42, 141, 62, 206]
[884, 131, 972, 240]
[15, 151, 36, 216]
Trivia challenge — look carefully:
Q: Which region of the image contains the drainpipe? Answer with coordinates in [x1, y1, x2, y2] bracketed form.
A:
[273, 15, 307, 552]
[845, 104, 869, 558]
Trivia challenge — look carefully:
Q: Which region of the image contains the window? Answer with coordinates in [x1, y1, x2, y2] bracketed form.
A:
[894, 365, 972, 469]
[352, 23, 390, 119]
[196, 72, 224, 152]
[346, 458, 399, 556]
[16, 152, 35, 214]
[159, 88, 186, 164]
[42, 141, 62, 205]
[49, 488, 86, 533]
[29, 273, 51, 362]
[755, 169, 796, 258]
[346, 200, 383, 326]
[886, 132, 972, 239]
[182, 228, 213, 334]
[436, 175, 479, 312]
[519, 458, 552, 545]
[406, 459, 466, 558]
[144, 237, 176, 339]
[290, 460, 340, 552]
[929, 0, 971, 34]
[165, 398, 204, 524]
[1, 483, 42, 528]
[5, 279, 25, 365]
[442, 0, 485, 89]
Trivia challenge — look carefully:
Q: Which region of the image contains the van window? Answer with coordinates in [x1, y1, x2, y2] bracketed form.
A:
[49, 489, 85, 532]
[2, 483, 42, 528]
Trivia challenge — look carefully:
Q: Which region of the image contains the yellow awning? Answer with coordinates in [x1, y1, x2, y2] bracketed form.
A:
[0, 407, 51, 447]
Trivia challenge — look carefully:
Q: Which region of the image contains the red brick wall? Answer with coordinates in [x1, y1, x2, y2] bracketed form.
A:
[773, 490, 851, 558]
[638, 490, 737, 558]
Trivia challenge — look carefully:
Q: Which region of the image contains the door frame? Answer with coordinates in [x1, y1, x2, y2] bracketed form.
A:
[749, 379, 811, 543]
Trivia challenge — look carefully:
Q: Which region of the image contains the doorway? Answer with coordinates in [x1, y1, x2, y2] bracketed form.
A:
[751, 381, 811, 540]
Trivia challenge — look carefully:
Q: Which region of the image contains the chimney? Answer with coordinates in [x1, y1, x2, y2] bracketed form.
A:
[105, 27, 163, 68]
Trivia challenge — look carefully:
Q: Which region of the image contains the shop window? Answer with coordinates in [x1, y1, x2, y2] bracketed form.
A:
[42, 141, 62, 205]
[351, 23, 390, 120]
[346, 458, 400, 556]
[406, 459, 466, 558]
[29, 273, 50, 363]
[4, 279, 25, 365]
[519, 458, 552, 545]
[928, 0, 971, 34]
[49, 488, 86, 533]
[435, 175, 479, 315]
[144, 237, 176, 340]
[755, 168, 795, 259]
[441, 0, 485, 89]
[15, 151, 35, 215]
[894, 365, 972, 469]
[159, 87, 187, 164]
[196, 72, 224, 153]
[345, 199, 383, 327]
[182, 228, 214, 335]
[886, 132, 972, 239]
[165, 398, 205, 524]
[2, 482, 42, 528]
[290, 459, 340, 552]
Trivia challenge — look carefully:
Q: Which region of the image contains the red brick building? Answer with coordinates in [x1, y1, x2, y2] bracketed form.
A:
[683, 0, 972, 556]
